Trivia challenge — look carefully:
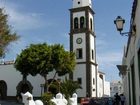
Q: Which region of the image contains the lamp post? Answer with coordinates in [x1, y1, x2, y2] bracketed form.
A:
[116, 65, 128, 76]
[114, 16, 132, 36]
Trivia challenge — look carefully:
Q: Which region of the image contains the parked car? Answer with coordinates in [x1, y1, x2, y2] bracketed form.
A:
[80, 97, 101, 105]
[80, 97, 90, 105]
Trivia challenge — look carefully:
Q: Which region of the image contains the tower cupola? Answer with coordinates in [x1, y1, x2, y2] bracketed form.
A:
[72, 0, 92, 8]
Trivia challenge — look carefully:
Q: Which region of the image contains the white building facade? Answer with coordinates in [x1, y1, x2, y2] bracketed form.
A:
[0, 61, 110, 99]
[116, 0, 140, 105]
[110, 80, 123, 97]
[97, 71, 110, 97]
[0, 61, 67, 99]
[0, 63, 44, 99]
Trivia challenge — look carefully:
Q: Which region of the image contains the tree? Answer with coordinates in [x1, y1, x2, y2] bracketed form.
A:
[0, 8, 19, 57]
[14, 43, 52, 80]
[50, 44, 75, 77]
[14, 43, 76, 92]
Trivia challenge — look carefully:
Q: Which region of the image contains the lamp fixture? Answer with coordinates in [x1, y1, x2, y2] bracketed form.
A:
[114, 16, 132, 36]
[116, 65, 129, 76]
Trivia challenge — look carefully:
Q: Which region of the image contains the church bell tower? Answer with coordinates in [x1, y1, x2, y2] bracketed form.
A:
[69, 0, 98, 97]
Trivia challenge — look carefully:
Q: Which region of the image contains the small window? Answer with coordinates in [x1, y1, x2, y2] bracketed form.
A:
[77, 78, 82, 84]
[90, 18, 92, 30]
[93, 78, 95, 85]
[92, 50, 94, 60]
[80, 16, 85, 28]
[76, 48, 83, 59]
[74, 17, 78, 29]
[78, 1, 80, 4]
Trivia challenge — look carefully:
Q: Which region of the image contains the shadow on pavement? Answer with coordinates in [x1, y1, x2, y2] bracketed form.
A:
[0, 100, 23, 105]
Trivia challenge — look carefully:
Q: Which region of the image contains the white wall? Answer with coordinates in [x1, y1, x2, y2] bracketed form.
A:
[0, 64, 68, 97]
[27, 74, 44, 96]
[73, 64, 87, 97]
[89, 13, 94, 32]
[134, 1, 140, 104]
[73, 0, 92, 8]
[104, 81, 110, 97]
[97, 76, 103, 97]
[0, 65, 46, 97]
[0, 65, 22, 96]
[73, 33, 86, 62]
[122, 1, 140, 104]
[91, 65, 96, 97]
[90, 34, 95, 62]
[110, 81, 123, 97]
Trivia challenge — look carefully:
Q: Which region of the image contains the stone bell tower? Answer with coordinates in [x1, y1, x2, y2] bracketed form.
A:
[69, 0, 98, 97]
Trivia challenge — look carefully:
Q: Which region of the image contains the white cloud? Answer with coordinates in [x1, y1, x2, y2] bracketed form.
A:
[9, 11, 42, 30]
[96, 31, 123, 69]
[96, 38, 107, 47]
[96, 32, 109, 48]
[0, 1, 45, 31]
[97, 52, 122, 63]
[97, 51, 123, 71]
[96, 51, 122, 81]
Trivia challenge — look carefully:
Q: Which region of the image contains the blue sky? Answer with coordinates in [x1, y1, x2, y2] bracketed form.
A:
[0, 0, 132, 81]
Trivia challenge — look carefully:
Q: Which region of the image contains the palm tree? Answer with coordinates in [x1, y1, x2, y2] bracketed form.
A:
[60, 78, 82, 100]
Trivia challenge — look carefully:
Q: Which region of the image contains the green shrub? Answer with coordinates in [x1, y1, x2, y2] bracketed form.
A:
[41, 92, 56, 105]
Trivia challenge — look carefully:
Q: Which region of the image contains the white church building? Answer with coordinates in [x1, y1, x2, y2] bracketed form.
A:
[0, 61, 110, 99]
[0, 0, 110, 100]
[69, 0, 110, 97]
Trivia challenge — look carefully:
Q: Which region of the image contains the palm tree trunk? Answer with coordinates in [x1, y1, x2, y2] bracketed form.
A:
[43, 74, 48, 92]
[43, 71, 58, 93]
[47, 71, 57, 91]
[23, 74, 27, 82]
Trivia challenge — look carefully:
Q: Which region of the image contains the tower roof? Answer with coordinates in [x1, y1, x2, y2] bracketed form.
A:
[72, 0, 92, 8]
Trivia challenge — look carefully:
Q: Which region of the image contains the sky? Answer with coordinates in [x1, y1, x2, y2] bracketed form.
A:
[0, 0, 133, 81]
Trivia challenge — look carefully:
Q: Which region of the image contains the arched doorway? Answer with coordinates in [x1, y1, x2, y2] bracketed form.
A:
[0, 80, 7, 100]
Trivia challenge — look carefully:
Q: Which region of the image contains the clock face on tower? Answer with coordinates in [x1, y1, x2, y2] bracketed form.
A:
[76, 38, 82, 44]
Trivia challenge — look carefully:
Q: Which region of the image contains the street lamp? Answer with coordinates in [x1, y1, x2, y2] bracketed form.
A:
[116, 65, 128, 76]
[114, 16, 132, 36]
